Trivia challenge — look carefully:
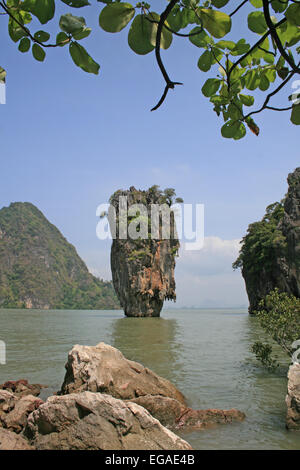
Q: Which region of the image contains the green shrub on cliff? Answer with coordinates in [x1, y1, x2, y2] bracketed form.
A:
[233, 201, 286, 275]
[251, 289, 300, 369]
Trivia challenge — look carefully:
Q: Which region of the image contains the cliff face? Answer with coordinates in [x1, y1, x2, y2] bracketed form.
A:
[0, 202, 119, 310]
[109, 187, 180, 317]
[235, 168, 300, 313]
[280, 169, 300, 298]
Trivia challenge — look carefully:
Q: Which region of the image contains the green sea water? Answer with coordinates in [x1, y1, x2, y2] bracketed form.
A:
[0, 308, 299, 450]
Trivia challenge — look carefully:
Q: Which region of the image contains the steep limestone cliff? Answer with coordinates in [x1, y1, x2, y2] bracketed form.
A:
[0, 202, 119, 309]
[234, 168, 300, 313]
[109, 186, 181, 317]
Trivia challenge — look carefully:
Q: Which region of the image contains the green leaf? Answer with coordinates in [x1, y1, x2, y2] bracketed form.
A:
[0, 67, 6, 84]
[211, 0, 229, 7]
[277, 67, 289, 80]
[69, 41, 100, 74]
[128, 14, 154, 55]
[216, 40, 235, 50]
[239, 94, 254, 106]
[245, 70, 260, 90]
[200, 9, 231, 39]
[22, 0, 55, 25]
[264, 68, 276, 83]
[167, 9, 186, 32]
[59, 13, 86, 35]
[221, 120, 245, 139]
[73, 27, 91, 40]
[189, 27, 211, 48]
[231, 39, 250, 56]
[247, 11, 268, 34]
[8, 10, 32, 43]
[201, 78, 221, 97]
[56, 31, 69, 46]
[32, 43, 46, 61]
[285, 4, 300, 27]
[18, 37, 31, 52]
[61, 0, 90, 7]
[259, 73, 270, 91]
[291, 104, 300, 125]
[271, 0, 287, 14]
[277, 22, 300, 47]
[250, 0, 262, 7]
[148, 12, 172, 50]
[197, 50, 213, 72]
[34, 30, 50, 42]
[99, 2, 135, 33]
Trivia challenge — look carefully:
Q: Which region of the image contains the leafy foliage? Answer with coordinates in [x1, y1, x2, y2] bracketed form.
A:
[251, 341, 279, 370]
[0, 202, 120, 310]
[1, 0, 300, 138]
[233, 201, 286, 275]
[251, 289, 300, 367]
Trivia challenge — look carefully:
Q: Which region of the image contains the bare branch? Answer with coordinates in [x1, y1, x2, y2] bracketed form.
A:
[151, 0, 183, 111]
[230, 0, 248, 17]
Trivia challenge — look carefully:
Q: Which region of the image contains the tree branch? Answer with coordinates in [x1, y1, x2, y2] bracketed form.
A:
[228, 17, 287, 85]
[262, 0, 300, 74]
[230, 0, 248, 17]
[151, 0, 182, 111]
[0, 1, 70, 48]
[244, 67, 297, 119]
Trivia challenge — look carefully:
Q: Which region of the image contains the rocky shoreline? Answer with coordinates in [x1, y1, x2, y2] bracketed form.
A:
[1, 342, 299, 450]
[0, 342, 249, 450]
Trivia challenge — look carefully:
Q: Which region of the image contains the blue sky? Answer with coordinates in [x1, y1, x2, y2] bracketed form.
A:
[0, 1, 299, 307]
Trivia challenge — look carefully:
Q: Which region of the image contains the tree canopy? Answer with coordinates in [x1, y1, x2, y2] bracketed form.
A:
[233, 200, 287, 275]
[1, 0, 300, 139]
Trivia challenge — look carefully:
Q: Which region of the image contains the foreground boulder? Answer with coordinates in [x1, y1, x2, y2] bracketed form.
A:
[60, 342, 186, 404]
[0, 379, 45, 398]
[129, 395, 245, 430]
[60, 342, 245, 433]
[286, 363, 300, 430]
[24, 392, 192, 450]
[0, 428, 32, 450]
[1, 395, 43, 433]
[0, 381, 44, 435]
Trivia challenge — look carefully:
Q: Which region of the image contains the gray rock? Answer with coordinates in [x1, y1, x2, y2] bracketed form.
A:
[60, 342, 186, 404]
[286, 363, 300, 430]
[24, 392, 192, 450]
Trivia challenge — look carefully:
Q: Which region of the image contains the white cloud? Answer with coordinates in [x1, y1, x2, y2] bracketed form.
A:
[173, 236, 248, 308]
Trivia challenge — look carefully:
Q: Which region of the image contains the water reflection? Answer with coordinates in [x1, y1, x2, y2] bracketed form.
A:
[111, 316, 184, 386]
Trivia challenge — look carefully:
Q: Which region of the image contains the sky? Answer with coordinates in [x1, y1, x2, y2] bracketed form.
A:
[0, 1, 299, 308]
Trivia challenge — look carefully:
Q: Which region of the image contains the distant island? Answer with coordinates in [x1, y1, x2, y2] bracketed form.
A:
[0, 202, 119, 310]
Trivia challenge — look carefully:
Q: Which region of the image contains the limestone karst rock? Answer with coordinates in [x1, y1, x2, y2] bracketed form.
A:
[234, 168, 300, 313]
[24, 392, 193, 450]
[108, 186, 181, 317]
[286, 363, 300, 430]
